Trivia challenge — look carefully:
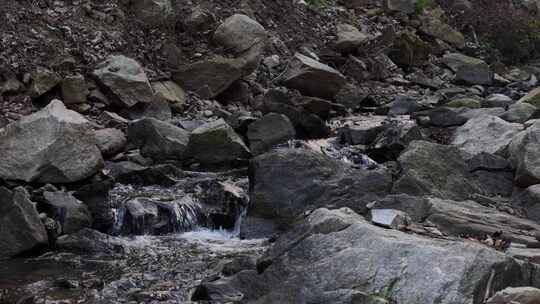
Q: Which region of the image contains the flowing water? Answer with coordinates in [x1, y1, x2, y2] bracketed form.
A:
[0, 182, 267, 304]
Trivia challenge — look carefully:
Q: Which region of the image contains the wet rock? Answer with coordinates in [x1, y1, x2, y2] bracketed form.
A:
[335, 85, 368, 110]
[369, 208, 410, 229]
[338, 115, 386, 145]
[131, 0, 174, 28]
[92, 55, 154, 108]
[221, 256, 257, 276]
[518, 87, 540, 108]
[282, 53, 347, 100]
[452, 115, 523, 156]
[214, 14, 267, 54]
[249, 148, 391, 226]
[508, 121, 540, 187]
[94, 128, 127, 158]
[487, 287, 540, 304]
[393, 141, 482, 200]
[0, 100, 103, 183]
[186, 119, 251, 166]
[247, 113, 296, 155]
[173, 56, 249, 99]
[121, 197, 159, 235]
[198, 207, 528, 303]
[127, 118, 190, 161]
[61, 74, 88, 105]
[42, 191, 92, 235]
[28, 67, 60, 98]
[500, 102, 538, 123]
[56, 228, 126, 254]
[367, 119, 423, 162]
[0, 187, 48, 259]
[261, 89, 330, 139]
[512, 184, 540, 223]
[74, 179, 115, 232]
[334, 23, 368, 54]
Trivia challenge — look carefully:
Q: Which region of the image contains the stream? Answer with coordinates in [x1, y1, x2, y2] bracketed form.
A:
[0, 179, 268, 304]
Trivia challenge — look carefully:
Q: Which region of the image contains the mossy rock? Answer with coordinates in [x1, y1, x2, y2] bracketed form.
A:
[519, 87, 540, 108]
[446, 98, 482, 109]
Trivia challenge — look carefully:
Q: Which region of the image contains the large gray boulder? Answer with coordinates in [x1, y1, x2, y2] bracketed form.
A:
[282, 53, 347, 100]
[195, 208, 529, 303]
[127, 118, 190, 161]
[173, 56, 250, 99]
[0, 187, 48, 259]
[0, 100, 103, 183]
[442, 53, 493, 85]
[512, 184, 540, 223]
[92, 55, 155, 108]
[94, 128, 127, 157]
[249, 148, 391, 226]
[42, 191, 92, 235]
[186, 119, 251, 165]
[261, 89, 330, 139]
[393, 141, 482, 200]
[334, 23, 368, 54]
[508, 121, 540, 187]
[213, 14, 267, 54]
[247, 113, 296, 155]
[451, 115, 523, 156]
[500, 102, 537, 123]
[28, 67, 60, 98]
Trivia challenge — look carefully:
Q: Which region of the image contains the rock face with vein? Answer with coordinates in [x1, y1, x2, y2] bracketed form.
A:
[0, 100, 103, 183]
[195, 208, 530, 304]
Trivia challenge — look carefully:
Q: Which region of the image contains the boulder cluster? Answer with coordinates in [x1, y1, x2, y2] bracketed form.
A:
[3, 0, 540, 302]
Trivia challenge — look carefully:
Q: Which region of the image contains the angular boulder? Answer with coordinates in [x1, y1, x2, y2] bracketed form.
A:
[186, 119, 251, 165]
[282, 53, 347, 100]
[487, 287, 540, 304]
[131, 0, 174, 27]
[334, 23, 368, 54]
[508, 121, 540, 187]
[393, 141, 482, 200]
[384, 0, 416, 14]
[127, 118, 190, 161]
[518, 87, 540, 108]
[419, 15, 465, 49]
[261, 89, 330, 139]
[61, 74, 89, 105]
[442, 53, 493, 85]
[451, 115, 523, 156]
[249, 148, 391, 226]
[500, 102, 537, 123]
[28, 67, 60, 98]
[214, 14, 267, 54]
[42, 191, 92, 235]
[195, 208, 529, 303]
[247, 113, 296, 155]
[92, 55, 155, 108]
[0, 100, 103, 183]
[172, 56, 248, 99]
[94, 128, 127, 157]
[0, 187, 48, 259]
[512, 184, 540, 223]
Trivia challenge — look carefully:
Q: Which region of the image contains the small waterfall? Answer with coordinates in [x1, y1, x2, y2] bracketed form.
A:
[108, 183, 248, 238]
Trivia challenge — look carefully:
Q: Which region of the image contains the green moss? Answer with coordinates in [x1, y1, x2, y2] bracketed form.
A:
[415, 0, 429, 14]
